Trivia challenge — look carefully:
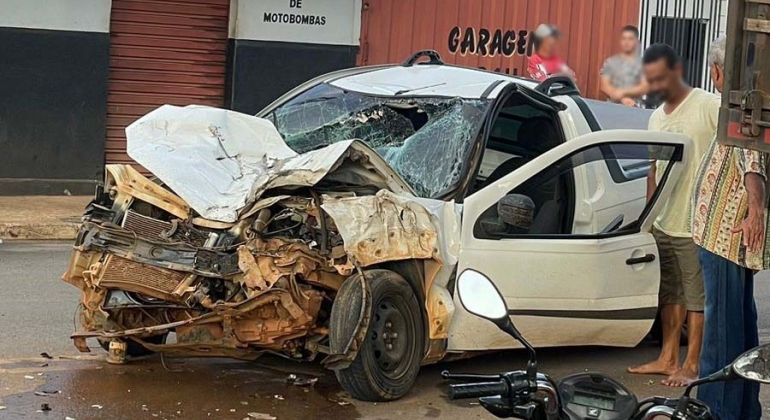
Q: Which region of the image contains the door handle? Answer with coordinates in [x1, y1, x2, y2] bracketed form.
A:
[626, 254, 655, 265]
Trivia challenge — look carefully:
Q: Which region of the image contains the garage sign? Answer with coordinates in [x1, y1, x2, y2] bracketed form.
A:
[448, 27, 531, 57]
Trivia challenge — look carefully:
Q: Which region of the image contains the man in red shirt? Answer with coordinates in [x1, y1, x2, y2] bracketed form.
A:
[527, 23, 575, 82]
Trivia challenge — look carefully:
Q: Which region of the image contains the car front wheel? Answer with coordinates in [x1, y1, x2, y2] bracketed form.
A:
[331, 269, 424, 401]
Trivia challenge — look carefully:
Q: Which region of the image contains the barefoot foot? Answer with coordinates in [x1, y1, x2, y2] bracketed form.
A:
[627, 360, 678, 376]
[661, 366, 698, 387]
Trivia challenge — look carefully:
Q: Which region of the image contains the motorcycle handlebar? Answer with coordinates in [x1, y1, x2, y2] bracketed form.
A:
[447, 380, 509, 400]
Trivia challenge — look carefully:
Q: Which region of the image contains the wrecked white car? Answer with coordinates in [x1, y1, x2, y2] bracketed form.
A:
[64, 52, 690, 401]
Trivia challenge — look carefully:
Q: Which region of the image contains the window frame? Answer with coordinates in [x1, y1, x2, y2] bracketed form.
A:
[472, 141, 682, 241]
[601, 144, 652, 183]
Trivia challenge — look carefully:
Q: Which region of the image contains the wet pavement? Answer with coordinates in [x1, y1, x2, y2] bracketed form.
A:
[5, 345, 770, 420]
[0, 355, 359, 420]
[2, 241, 770, 419]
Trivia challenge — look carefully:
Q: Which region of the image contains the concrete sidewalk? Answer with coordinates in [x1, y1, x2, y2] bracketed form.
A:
[0, 196, 90, 240]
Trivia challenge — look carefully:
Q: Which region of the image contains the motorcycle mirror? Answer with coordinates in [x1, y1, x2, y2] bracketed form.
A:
[687, 342, 770, 398]
[457, 270, 509, 322]
[457, 269, 539, 381]
[732, 343, 770, 383]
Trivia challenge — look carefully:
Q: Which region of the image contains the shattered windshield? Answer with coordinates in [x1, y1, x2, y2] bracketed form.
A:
[266, 83, 488, 198]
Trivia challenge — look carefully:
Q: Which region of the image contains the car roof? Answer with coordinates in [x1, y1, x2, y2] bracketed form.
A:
[328, 64, 537, 99]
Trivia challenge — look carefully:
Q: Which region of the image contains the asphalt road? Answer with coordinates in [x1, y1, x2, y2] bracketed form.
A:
[1, 240, 770, 420]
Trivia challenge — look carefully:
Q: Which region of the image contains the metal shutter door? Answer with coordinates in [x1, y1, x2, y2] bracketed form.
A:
[106, 0, 230, 166]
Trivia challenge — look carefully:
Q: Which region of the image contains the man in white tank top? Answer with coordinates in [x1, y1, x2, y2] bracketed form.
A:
[627, 44, 719, 388]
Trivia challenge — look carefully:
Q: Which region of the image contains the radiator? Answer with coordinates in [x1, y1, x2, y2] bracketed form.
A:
[122, 210, 208, 247]
[98, 255, 186, 299]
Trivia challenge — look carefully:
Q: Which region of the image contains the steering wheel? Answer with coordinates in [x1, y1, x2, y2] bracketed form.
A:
[599, 214, 624, 234]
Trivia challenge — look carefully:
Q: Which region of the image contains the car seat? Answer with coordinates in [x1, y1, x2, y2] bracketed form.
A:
[484, 117, 561, 186]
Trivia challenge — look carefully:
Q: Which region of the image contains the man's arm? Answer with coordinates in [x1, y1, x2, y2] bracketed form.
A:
[560, 63, 576, 81]
[620, 78, 649, 98]
[527, 59, 547, 82]
[600, 75, 624, 101]
[646, 161, 657, 202]
[731, 151, 768, 252]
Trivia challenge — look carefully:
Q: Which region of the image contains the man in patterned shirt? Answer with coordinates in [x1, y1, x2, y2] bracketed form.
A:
[691, 36, 768, 420]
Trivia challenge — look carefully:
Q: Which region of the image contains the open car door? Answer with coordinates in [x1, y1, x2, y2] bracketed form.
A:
[448, 129, 690, 351]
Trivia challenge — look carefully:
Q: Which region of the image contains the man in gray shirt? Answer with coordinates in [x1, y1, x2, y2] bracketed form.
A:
[600, 25, 648, 107]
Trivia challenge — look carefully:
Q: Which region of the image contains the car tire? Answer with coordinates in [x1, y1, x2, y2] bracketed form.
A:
[98, 334, 167, 357]
[331, 269, 424, 402]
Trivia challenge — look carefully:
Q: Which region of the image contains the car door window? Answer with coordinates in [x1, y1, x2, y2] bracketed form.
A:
[470, 98, 564, 195]
[474, 141, 681, 239]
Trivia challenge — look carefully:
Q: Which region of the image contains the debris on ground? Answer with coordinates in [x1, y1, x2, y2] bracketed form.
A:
[0, 405, 6, 410]
[40, 352, 53, 359]
[33, 390, 60, 397]
[40, 363, 48, 367]
[285, 374, 318, 387]
[23, 375, 35, 380]
[65, 417, 76, 420]
[91, 404, 103, 409]
[273, 395, 284, 401]
[246, 413, 277, 420]
[40, 403, 51, 411]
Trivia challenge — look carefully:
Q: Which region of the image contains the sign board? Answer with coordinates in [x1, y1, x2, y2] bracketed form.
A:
[234, 0, 360, 46]
[0, 0, 110, 33]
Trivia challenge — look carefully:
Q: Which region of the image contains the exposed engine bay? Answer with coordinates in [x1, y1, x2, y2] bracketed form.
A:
[65, 168, 344, 360]
[63, 105, 459, 367]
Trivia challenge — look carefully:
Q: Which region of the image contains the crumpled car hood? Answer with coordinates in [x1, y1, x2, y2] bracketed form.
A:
[127, 105, 413, 222]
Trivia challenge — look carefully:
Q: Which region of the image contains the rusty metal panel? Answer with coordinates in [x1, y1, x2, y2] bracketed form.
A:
[359, 0, 641, 99]
[106, 0, 230, 166]
[98, 255, 187, 299]
[718, 0, 770, 151]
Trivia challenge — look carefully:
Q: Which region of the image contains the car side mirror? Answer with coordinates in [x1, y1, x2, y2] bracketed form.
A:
[497, 194, 535, 233]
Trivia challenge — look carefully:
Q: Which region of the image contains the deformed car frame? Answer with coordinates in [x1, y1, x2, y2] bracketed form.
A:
[64, 103, 463, 402]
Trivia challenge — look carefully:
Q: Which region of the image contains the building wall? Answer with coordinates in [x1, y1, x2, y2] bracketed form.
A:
[227, 0, 362, 114]
[0, 0, 111, 195]
[358, 0, 640, 100]
[8, 0, 729, 194]
[639, 0, 727, 92]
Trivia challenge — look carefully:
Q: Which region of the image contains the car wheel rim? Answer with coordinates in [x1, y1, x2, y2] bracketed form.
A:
[370, 295, 410, 378]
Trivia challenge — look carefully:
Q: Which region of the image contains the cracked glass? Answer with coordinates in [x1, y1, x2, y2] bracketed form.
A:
[267, 83, 488, 198]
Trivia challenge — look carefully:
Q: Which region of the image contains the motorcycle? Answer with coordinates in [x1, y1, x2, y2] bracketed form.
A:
[443, 269, 770, 419]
